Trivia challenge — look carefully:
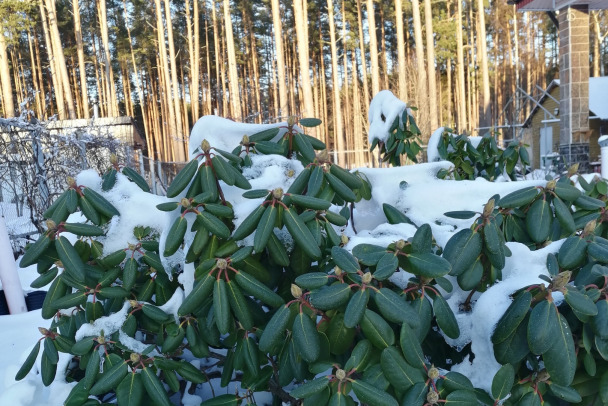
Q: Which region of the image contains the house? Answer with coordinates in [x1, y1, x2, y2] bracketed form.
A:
[522, 77, 608, 171]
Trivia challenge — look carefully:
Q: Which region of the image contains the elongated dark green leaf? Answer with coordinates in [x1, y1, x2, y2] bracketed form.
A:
[382, 203, 411, 224]
[211, 156, 235, 186]
[232, 205, 266, 241]
[433, 294, 460, 339]
[548, 384, 582, 403]
[309, 283, 351, 310]
[90, 360, 128, 396]
[373, 252, 398, 280]
[254, 140, 285, 155]
[52, 291, 87, 310]
[30, 267, 58, 289]
[259, 305, 291, 352]
[116, 372, 143, 406]
[493, 316, 530, 365]
[565, 287, 597, 317]
[350, 379, 398, 406]
[293, 312, 320, 363]
[445, 390, 478, 405]
[400, 323, 426, 367]
[443, 229, 482, 276]
[141, 367, 172, 406]
[176, 361, 207, 384]
[283, 207, 321, 259]
[374, 288, 418, 326]
[444, 211, 477, 219]
[380, 346, 425, 392]
[226, 280, 253, 330]
[63, 222, 105, 237]
[55, 236, 85, 282]
[249, 127, 280, 142]
[178, 273, 215, 316]
[79, 195, 101, 225]
[167, 160, 199, 197]
[289, 194, 332, 210]
[558, 235, 587, 269]
[330, 246, 359, 273]
[553, 196, 575, 234]
[293, 132, 315, 161]
[299, 118, 322, 128]
[527, 299, 559, 354]
[122, 167, 150, 192]
[526, 199, 552, 243]
[15, 341, 40, 381]
[82, 187, 119, 217]
[41, 351, 56, 386]
[492, 290, 532, 344]
[491, 363, 514, 400]
[43, 337, 58, 365]
[329, 164, 363, 190]
[361, 309, 394, 349]
[20, 233, 52, 268]
[574, 194, 606, 210]
[214, 279, 231, 334]
[407, 252, 451, 278]
[498, 187, 539, 208]
[253, 205, 277, 253]
[290, 376, 330, 399]
[163, 216, 187, 256]
[294, 273, 329, 290]
[553, 182, 581, 201]
[234, 271, 284, 307]
[325, 172, 356, 202]
[196, 211, 230, 239]
[344, 289, 369, 328]
[543, 314, 576, 386]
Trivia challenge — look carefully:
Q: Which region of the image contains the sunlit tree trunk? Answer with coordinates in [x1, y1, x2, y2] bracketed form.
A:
[456, 0, 466, 132]
[39, 0, 64, 118]
[0, 20, 15, 117]
[356, 0, 370, 119]
[327, 0, 344, 164]
[395, 0, 407, 101]
[98, 0, 117, 117]
[411, 0, 428, 131]
[424, 0, 438, 130]
[73, 0, 89, 118]
[293, 0, 315, 122]
[366, 0, 380, 96]
[477, 0, 490, 127]
[223, 0, 241, 120]
[271, 0, 288, 117]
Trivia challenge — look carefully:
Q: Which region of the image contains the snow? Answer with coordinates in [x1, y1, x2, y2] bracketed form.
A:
[368, 90, 409, 144]
[589, 77, 608, 120]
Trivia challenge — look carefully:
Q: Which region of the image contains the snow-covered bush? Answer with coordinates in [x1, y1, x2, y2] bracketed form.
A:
[13, 109, 608, 406]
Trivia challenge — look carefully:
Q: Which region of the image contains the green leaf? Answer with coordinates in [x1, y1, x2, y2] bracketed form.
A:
[197, 211, 230, 239]
[564, 287, 597, 317]
[249, 127, 280, 142]
[491, 364, 515, 401]
[20, 233, 52, 268]
[331, 246, 360, 273]
[290, 376, 330, 399]
[211, 156, 235, 186]
[293, 313, 320, 363]
[526, 199, 552, 243]
[374, 288, 418, 326]
[443, 229, 482, 276]
[122, 166, 150, 192]
[594, 299, 608, 338]
[259, 305, 291, 352]
[167, 159, 199, 197]
[382, 203, 411, 224]
[52, 291, 87, 310]
[64, 380, 90, 406]
[360, 309, 394, 349]
[306, 166, 324, 197]
[141, 367, 172, 406]
[82, 187, 120, 217]
[492, 290, 532, 344]
[15, 341, 40, 381]
[444, 211, 477, 219]
[553, 196, 576, 234]
[433, 294, 460, 339]
[588, 242, 608, 263]
[407, 252, 451, 278]
[163, 216, 187, 256]
[200, 394, 239, 406]
[558, 236, 588, 269]
[295, 273, 329, 290]
[41, 351, 56, 386]
[200, 164, 219, 200]
[55, 236, 85, 282]
[493, 316, 530, 365]
[401, 382, 428, 406]
[232, 205, 266, 240]
[574, 194, 606, 210]
[176, 361, 207, 384]
[293, 132, 315, 161]
[445, 390, 478, 405]
[116, 372, 143, 406]
[309, 283, 351, 310]
[380, 347, 425, 392]
[214, 279, 231, 334]
[178, 273, 215, 316]
[267, 231, 290, 266]
[283, 207, 321, 259]
[287, 167, 311, 194]
[289, 194, 332, 210]
[543, 314, 576, 386]
[327, 313, 355, 355]
[299, 118, 322, 128]
[497, 186, 539, 208]
[90, 360, 128, 396]
[242, 189, 270, 199]
[253, 205, 277, 253]
[325, 172, 356, 202]
[373, 252, 398, 280]
[30, 267, 58, 289]
[527, 299, 559, 355]
[400, 323, 426, 367]
[548, 384, 581, 403]
[329, 164, 363, 190]
[234, 271, 284, 307]
[226, 280, 253, 331]
[344, 289, 369, 328]
[350, 379, 398, 406]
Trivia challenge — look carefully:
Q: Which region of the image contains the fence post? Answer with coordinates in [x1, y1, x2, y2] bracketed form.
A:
[33, 128, 50, 208]
[0, 216, 27, 314]
[150, 157, 157, 195]
[139, 152, 145, 177]
[157, 160, 163, 189]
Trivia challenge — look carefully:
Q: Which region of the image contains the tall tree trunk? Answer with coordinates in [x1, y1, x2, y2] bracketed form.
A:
[366, 0, 380, 96]
[424, 0, 438, 130]
[211, 0, 222, 115]
[27, 30, 43, 118]
[98, 0, 117, 117]
[271, 0, 289, 117]
[204, 5, 212, 115]
[223, 0, 242, 120]
[356, 0, 370, 119]
[44, 0, 76, 119]
[477, 0, 490, 127]
[411, 0, 428, 135]
[447, 57, 452, 128]
[293, 0, 315, 122]
[185, 0, 197, 121]
[456, 0, 467, 132]
[327, 0, 344, 164]
[164, 0, 186, 158]
[379, 5, 389, 91]
[0, 20, 15, 117]
[352, 51, 365, 166]
[73, 0, 89, 118]
[39, 0, 64, 118]
[395, 0, 407, 101]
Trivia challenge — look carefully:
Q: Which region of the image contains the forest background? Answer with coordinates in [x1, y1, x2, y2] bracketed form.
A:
[0, 0, 607, 167]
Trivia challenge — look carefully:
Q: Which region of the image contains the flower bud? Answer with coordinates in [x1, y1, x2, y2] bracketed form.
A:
[317, 149, 329, 161]
[287, 116, 297, 127]
[201, 139, 211, 153]
[335, 369, 346, 381]
[546, 179, 556, 190]
[567, 163, 579, 177]
[273, 188, 284, 200]
[130, 353, 141, 363]
[242, 135, 249, 145]
[395, 239, 406, 250]
[537, 369, 550, 382]
[428, 366, 440, 380]
[551, 271, 572, 290]
[334, 266, 343, 276]
[129, 300, 139, 308]
[38, 327, 49, 336]
[110, 154, 118, 165]
[180, 198, 190, 208]
[286, 169, 295, 178]
[291, 284, 302, 298]
[361, 272, 372, 284]
[67, 176, 76, 187]
[426, 390, 439, 404]
[97, 335, 106, 344]
[216, 258, 228, 270]
[483, 199, 495, 217]
[45, 219, 57, 231]
[584, 220, 597, 235]
[340, 234, 349, 246]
